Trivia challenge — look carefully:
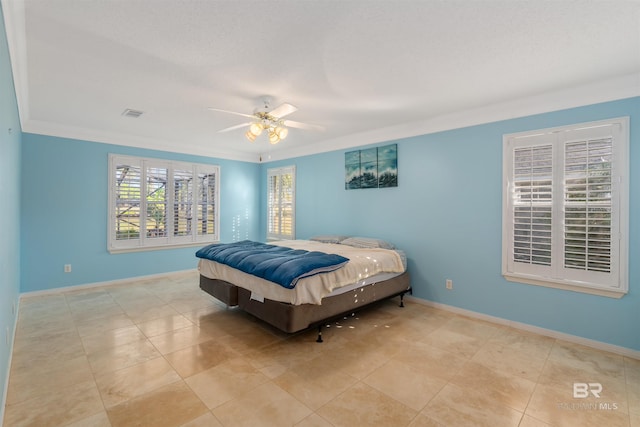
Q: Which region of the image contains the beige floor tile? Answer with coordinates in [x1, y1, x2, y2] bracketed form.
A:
[294, 413, 334, 427]
[64, 411, 113, 427]
[625, 356, 640, 386]
[439, 315, 504, 340]
[106, 381, 208, 427]
[526, 382, 630, 427]
[316, 382, 418, 427]
[4, 272, 637, 427]
[178, 411, 223, 427]
[518, 414, 551, 427]
[7, 354, 94, 405]
[148, 325, 213, 354]
[87, 338, 161, 375]
[471, 341, 547, 382]
[185, 357, 269, 409]
[273, 353, 358, 410]
[547, 340, 627, 381]
[421, 383, 523, 427]
[122, 303, 182, 324]
[75, 312, 135, 337]
[164, 339, 238, 378]
[392, 340, 467, 382]
[212, 382, 312, 427]
[95, 356, 182, 408]
[419, 327, 486, 359]
[449, 361, 537, 412]
[136, 313, 194, 338]
[4, 380, 104, 427]
[407, 413, 446, 426]
[363, 358, 447, 411]
[81, 324, 147, 354]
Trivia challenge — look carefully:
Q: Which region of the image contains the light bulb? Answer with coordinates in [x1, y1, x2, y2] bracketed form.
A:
[245, 130, 257, 142]
[249, 123, 263, 136]
[275, 126, 288, 139]
[269, 131, 280, 144]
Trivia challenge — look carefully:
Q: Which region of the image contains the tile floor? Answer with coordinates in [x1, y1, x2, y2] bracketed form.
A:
[2, 271, 639, 427]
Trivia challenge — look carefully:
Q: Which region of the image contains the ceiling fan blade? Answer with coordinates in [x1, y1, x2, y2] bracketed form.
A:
[283, 119, 325, 131]
[218, 122, 251, 133]
[269, 103, 298, 119]
[208, 107, 256, 119]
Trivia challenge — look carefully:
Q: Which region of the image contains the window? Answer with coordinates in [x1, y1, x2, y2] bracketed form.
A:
[502, 117, 629, 298]
[267, 166, 295, 240]
[109, 155, 219, 252]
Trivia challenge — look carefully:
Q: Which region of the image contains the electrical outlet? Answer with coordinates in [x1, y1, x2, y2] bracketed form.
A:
[64, 264, 72, 273]
[12, 301, 15, 316]
[446, 279, 453, 290]
[5, 327, 9, 347]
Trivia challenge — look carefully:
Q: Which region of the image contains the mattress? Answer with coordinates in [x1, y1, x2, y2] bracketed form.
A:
[197, 239, 406, 305]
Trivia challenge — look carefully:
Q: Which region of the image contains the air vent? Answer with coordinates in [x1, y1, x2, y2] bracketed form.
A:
[122, 108, 144, 118]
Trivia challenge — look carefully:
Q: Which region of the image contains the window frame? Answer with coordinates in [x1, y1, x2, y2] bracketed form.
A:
[267, 165, 296, 241]
[502, 117, 629, 298]
[108, 154, 220, 253]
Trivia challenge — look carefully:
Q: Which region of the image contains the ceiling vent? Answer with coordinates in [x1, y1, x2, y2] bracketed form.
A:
[122, 108, 144, 118]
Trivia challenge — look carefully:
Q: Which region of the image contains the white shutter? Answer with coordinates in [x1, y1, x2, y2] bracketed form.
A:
[145, 166, 168, 243]
[503, 117, 628, 297]
[172, 168, 193, 241]
[196, 168, 218, 240]
[267, 166, 296, 240]
[109, 155, 220, 251]
[111, 157, 142, 249]
[512, 144, 553, 267]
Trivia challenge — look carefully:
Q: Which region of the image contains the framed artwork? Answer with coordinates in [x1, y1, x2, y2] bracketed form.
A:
[345, 143, 397, 190]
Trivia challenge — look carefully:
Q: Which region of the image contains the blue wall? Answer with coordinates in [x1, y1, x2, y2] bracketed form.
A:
[0, 2, 22, 419]
[20, 134, 261, 292]
[262, 97, 640, 352]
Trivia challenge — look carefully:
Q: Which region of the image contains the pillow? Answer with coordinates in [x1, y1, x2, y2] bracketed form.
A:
[340, 236, 396, 249]
[309, 235, 350, 244]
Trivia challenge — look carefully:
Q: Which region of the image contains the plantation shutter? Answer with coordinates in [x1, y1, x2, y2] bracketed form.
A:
[109, 155, 220, 251]
[145, 166, 168, 241]
[267, 166, 296, 240]
[196, 169, 217, 237]
[503, 118, 628, 297]
[512, 144, 553, 267]
[114, 159, 142, 245]
[173, 169, 193, 238]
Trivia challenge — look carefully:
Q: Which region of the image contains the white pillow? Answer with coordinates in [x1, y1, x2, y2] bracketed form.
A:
[309, 235, 350, 244]
[340, 237, 395, 249]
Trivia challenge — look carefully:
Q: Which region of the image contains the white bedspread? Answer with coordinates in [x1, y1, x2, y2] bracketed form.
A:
[197, 240, 405, 305]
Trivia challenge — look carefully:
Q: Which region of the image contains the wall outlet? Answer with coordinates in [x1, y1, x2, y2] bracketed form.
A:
[64, 264, 72, 273]
[12, 301, 15, 316]
[5, 327, 9, 347]
[446, 279, 453, 290]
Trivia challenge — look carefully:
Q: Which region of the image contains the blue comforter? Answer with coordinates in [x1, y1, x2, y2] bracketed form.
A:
[196, 240, 349, 289]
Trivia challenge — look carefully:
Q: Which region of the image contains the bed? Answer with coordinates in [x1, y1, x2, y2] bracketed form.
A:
[196, 236, 411, 341]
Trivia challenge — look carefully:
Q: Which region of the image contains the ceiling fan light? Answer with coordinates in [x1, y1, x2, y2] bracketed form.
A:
[249, 122, 263, 136]
[245, 130, 257, 142]
[275, 126, 288, 139]
[269, 131, 280, 144]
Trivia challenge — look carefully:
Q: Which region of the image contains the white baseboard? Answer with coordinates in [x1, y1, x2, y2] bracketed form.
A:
[20, 269, 198, 299]
[407, 296, 640, 360]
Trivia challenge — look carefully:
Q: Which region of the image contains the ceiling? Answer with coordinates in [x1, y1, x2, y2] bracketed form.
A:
[3, 0, 640, 163]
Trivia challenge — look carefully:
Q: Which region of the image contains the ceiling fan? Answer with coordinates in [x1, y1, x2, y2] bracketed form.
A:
[208, 97, 324, 144]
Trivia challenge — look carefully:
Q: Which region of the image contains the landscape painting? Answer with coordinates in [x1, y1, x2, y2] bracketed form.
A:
[345, 144, 398, 190]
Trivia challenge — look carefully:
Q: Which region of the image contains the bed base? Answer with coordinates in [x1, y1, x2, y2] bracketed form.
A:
[199, 271, 411, 341]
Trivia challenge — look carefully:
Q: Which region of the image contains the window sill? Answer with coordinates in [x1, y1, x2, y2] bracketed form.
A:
[503, 273, 627, 299]
[108, 240, 217, 254]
